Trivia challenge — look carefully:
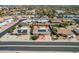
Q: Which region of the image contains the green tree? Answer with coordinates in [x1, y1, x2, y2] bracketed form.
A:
[12, 26, 16, 30]
[6, 29, 13, 33]
[18, 24, 22, 27]
[51, 27, 57, 35]
[31, 35, 38, 40]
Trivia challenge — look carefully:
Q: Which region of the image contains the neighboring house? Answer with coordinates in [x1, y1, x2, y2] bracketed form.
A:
[57, 28, 76, 39]
[33, 26, 51, 35]
[62, 19, 75, 24]
[51, 18, 62, 25]
[0, 18, 14, 28]
[0, 18, 22, 37]
[57, 28, 71, 37]
[12, 27, 30, 35]
[5, 18, 14, 23]
[52, 19, 62, 23]
[56, 10, 65, 14]
[20, 16, 49, 24]
[26, 9, 36, 15]
[31, 16, 49, 23]
[26, 15, 35, 18]
[0, 22, 7, 27]
[21, 19, 32, 23]
[63, 15, 79, 19]
[73, 28, 79, 35]
[32, 18, 48, 23]
[68, 32, 76, 39]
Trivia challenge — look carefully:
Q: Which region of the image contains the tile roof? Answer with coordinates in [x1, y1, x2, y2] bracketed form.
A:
[57, 28, 70, 35]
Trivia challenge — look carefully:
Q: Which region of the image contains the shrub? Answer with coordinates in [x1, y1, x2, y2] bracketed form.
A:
[6, 29, 13, 33]
[31, 35, 38, 40]
[51, 27, 57, 35]
[12, 26, 16, 30]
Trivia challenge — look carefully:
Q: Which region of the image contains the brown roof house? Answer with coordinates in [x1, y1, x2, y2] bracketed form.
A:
[57, 28, 71, 37]
[51, 17, 62, 25]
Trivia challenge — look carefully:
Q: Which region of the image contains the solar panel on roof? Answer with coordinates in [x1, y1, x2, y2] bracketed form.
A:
[38, 30, 46, 32]
[17, 30, 21, 33]
[23, 30, 27, 33]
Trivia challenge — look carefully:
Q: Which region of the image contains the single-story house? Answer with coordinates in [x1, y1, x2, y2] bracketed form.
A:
[0, 18, 14, 27]
[57, 28, 71, 37]
[5, 18, 14, 23]
[26, 9, 35, 15]
[12, 27, 30, 35]
[63, 15, 79, 19]
[20, 16, 49, 24]
[33, 26, 51, 35]
[51, 17, 62, 23]
[73, 28, 79, 35]
[0, 22, 8, 27]
[21, 19, 32, 23]
[56, 10, 65, 14]
[52, 19, 62, 23]
[26, 15, 35, 18]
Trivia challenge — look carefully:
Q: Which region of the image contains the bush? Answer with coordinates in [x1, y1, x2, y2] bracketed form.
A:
[52, 35, 58, 40]
[51, 27, 57, 35]
[31, 35, 38, 40]
[6, 26, 16, 33]
[18, 24, 22, 27]
[6, 29, 13, 33]
[12, 26, 16, 30]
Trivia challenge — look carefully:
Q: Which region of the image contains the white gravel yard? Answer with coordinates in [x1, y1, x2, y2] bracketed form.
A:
[0, 33, 78, 42]
[0, 33, 31, 42]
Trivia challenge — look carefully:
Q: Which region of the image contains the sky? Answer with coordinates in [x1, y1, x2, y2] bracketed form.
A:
[0, 0, 79, 5]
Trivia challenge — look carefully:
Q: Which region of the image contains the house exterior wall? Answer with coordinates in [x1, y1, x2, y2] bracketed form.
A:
[33, 29, 51, 35]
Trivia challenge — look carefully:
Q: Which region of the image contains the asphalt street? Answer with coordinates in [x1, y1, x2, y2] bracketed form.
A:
[0, 42, 79, 46]
[0, 42, 79, 51]
[0, 46, 79, 52]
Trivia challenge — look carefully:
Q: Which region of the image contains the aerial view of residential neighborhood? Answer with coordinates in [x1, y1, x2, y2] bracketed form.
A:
[0, 5, 79, 42]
